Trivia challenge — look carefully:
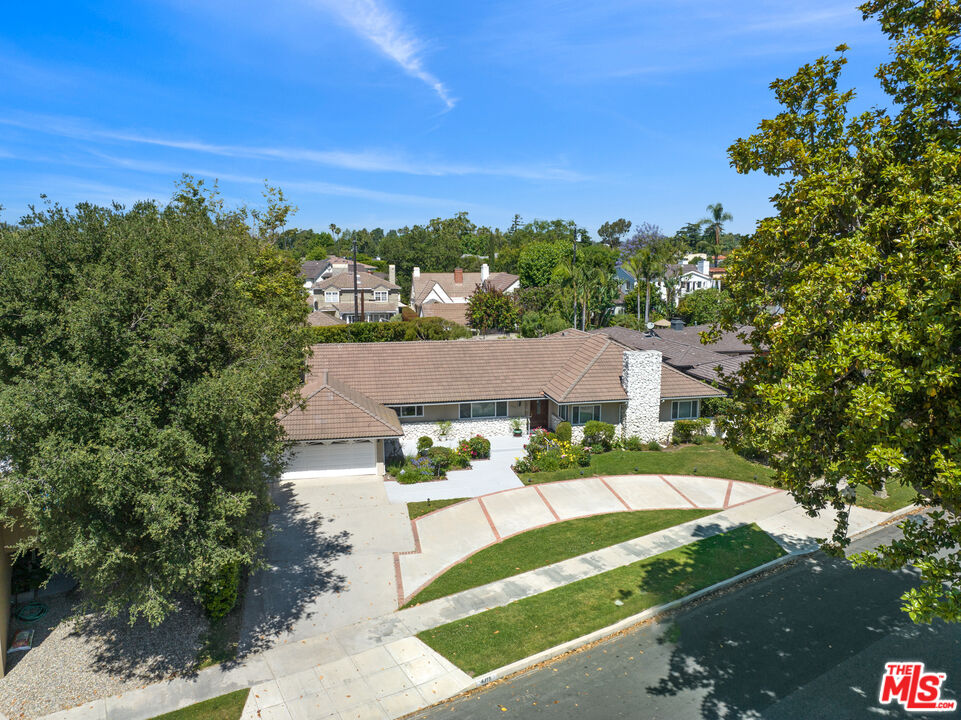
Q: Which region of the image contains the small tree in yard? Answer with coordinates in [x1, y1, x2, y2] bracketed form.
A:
[466, 283, 519, 334]
[720, 1, 961, 622]
[0, 178, 312, 624]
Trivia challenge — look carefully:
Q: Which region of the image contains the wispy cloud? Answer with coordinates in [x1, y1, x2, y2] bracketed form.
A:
[311, 0, 455, 109]
[0, 114, 584, 181]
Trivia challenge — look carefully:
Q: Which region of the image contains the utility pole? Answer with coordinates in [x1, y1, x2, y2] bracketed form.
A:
[352, 237, 359, 322]
[572, 235, 578, 330]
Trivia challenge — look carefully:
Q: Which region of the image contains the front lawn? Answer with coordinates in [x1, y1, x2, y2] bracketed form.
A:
[418, 524, 784, 677]
[519, 445, 776, 487]
[407, 498, 469, 520]
[403, 508, 717, 606]
[854, 480, 918, 512]
[149, 689, 249, 720]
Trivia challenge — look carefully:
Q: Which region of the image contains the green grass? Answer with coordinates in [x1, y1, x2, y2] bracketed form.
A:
[149, 689, 249, 720]
[519, 445, 776, 487]
[404, 508, 718, 607]
[853, 480, 918, 512]
[418, 523, 785, 677]
[407, 498, 469, 520]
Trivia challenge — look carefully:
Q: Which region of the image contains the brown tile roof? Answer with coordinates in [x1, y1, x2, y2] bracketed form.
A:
[307, 311, 344, 327]
[327, 301, 399, 315]
[280, 372, 402, 441]
[314, 271, 399, 291]
[309, 333, 722, 405]
[421, 302, 469, 325]
[686, 354, 751, 385]
[660, 364, 726, 398]
[328, 255, 375, 270]
[300, 260, 329, 280]
[411, 272, 518, 305]
[664, 324, 755, 354]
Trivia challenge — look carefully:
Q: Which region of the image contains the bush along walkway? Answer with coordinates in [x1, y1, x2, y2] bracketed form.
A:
[42, 487, 912, 720]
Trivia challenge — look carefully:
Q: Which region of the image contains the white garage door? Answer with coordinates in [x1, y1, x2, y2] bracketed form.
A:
[282, 441, 377, 479]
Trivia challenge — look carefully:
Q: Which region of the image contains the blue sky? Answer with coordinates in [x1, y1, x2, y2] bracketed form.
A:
[1, 1, 892, 236]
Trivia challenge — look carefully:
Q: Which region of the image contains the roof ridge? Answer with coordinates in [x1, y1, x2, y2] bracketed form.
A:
[323, 378, 401, 434]
[550, 335, 611, 402]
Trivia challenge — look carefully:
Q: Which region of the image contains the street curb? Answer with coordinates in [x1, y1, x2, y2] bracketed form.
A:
[470, 547, 812, 687]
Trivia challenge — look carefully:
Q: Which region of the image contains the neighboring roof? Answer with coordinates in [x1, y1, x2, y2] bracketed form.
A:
[421, 302, 469, 325]
[664, 324, 755, 354]
[327, 302, 399, 315]
[309, 333, 721, 405]
[411, 271, 519, 305]
[328, 255, 375, 270]
[663, 263, 710, 280]
[590, 325, 751, 385]
[307, 311, 344, 327]
[653, 319, 671, 328]
[314, 271, 400, 291]
[279, 372, 403, 441]
[300, 260, 329, 280]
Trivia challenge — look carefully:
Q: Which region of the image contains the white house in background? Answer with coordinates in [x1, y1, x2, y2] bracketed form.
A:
[653, 258, 720, 303]
[410, 263, 520, 326]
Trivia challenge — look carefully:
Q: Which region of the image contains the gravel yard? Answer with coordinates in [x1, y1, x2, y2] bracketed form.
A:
[0, 591, 208, 719]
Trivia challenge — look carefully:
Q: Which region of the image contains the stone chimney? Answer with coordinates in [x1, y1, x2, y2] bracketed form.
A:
[413, 266, 420, 279]
[454, 267, 464, 284]
[621, 350, 663, 442]
[480, 263, 489, 284]
[388, 264, 396, 285]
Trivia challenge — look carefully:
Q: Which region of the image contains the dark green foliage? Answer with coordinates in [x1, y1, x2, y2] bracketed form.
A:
[672, 418, 710, 444]
[582, 421, 615, 450]
[676, 288, 733, 325]
[623, 435, 645, 451]
[555, 422, 572, 443]
[417, 436, 434, 454]
[647, 440, 663, 451]
[0, 179, 311, 623]
[398, 457, 434, 484]
[468, 435, 491, 459]
[201, 562, 241, 621]
[426, 446, 456, 476]
[311, 317, 470, 343]
[519, 311, 569, 338]
[466, 285, 519, 334]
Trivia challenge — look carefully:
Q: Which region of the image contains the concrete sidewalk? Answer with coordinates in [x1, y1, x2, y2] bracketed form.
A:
[40, 480, 901, 720]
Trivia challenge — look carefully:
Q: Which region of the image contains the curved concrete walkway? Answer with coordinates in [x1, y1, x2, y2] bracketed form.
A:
[394, 474, 782, 604]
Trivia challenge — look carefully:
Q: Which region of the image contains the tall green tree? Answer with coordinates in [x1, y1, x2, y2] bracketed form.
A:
[720, 1, 961, 622]
[698, 203, 733, 266]
[0, 179, 312, 624]
[466, 284, 519, 335]
[597, 218, 632, 248]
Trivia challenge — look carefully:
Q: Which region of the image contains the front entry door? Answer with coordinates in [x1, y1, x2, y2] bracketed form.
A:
[530, 399, 549, 431]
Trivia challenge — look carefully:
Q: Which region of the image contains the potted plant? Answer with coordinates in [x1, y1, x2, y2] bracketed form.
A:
[510, 418, 523, 437]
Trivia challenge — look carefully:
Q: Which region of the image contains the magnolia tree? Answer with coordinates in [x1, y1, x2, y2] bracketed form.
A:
[0, 179, 312, 624]
[466, 284, 519, 335]
[719, 1, 961, 622]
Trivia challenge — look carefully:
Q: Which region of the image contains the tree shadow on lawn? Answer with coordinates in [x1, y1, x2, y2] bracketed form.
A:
[235, 480, 353, 657]
[642, 554, 934, 720]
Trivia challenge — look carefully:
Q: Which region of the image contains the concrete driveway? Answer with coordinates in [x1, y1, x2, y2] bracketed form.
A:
[241, 475, 415, 653]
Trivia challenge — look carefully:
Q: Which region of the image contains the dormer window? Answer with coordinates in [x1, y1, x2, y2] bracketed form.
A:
[324, 290, 340, 302]
[373, 290, 388, 302]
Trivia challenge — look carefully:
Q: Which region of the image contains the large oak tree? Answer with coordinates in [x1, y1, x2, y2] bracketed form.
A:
[720, 0, 961, 622]
[0, 179, 312, 624]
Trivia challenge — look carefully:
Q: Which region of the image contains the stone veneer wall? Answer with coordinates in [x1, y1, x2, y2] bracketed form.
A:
[399, 417, 518, 443]
[622, 350, 665, 442]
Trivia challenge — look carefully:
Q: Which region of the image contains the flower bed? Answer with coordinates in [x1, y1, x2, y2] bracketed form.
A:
[512, 428, 590, 473]
[395, 435, 491, 483]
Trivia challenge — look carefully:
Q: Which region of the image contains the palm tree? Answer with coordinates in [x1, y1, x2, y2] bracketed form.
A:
[699, 203, 733, 266]
[624, 248, 661, 328]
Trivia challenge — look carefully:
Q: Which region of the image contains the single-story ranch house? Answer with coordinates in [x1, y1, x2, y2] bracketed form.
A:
[279, 330, 723, 479]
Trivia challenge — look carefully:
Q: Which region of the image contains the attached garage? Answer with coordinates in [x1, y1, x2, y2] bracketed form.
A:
[283, 440, 378, 480]
[278, 370, 403, 482]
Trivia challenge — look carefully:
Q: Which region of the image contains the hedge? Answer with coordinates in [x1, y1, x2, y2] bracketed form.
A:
[311, 317, 471, 343]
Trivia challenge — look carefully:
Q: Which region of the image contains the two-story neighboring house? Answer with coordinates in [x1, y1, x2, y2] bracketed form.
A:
[411, 263, 519, 325]
[310, 267, 402, 323]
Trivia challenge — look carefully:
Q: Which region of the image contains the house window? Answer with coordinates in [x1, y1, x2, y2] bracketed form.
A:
[459, 401, 508, 419]
[558, 405, 569, 421]
[671, 400, 699, 420]
[324, 290, 340, 302]
[397, 405, 423, 418]
[373, 290, 388, 302]
[571, 405, 601, 425]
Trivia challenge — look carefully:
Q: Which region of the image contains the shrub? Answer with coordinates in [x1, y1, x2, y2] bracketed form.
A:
[416, 436, 433, 454]
[201, 562, 241, 621]
[672, 418, 711, 444]
[513, 430, 588, 473]
[537, 449, 562, 472]
[437, 420, 452, 438]
[398, 458, 434, 484]
[623, 435, 645, 451]
[555, 422, 572, 443]
[468, 435, 491, 459]
[583, 421, 615, 451]
[647, 440, 663, 451]
[426, 446, 455, 476]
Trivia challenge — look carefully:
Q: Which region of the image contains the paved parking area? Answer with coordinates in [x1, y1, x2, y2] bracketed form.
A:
[242, 475, 415, 650]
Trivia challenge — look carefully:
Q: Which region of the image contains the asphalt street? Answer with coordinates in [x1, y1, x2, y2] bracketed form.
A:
[410, 520, 961, 720]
